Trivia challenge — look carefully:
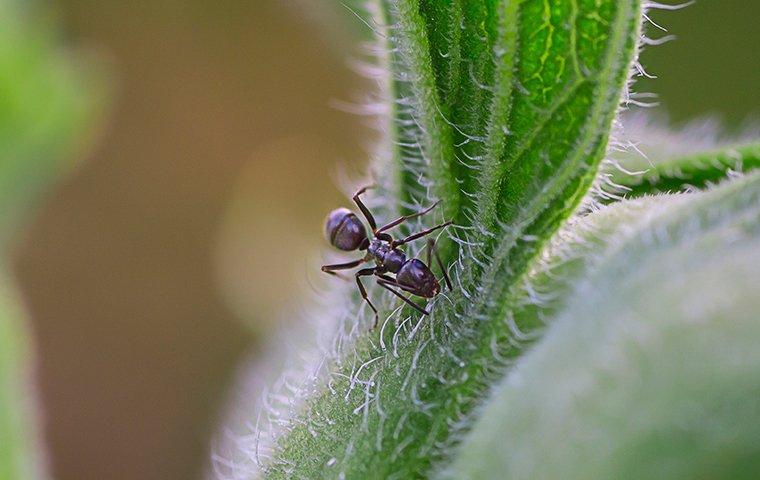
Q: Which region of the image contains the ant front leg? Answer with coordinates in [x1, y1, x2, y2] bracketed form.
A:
[321, 258, 367, 280]
[376, 201, 439, 235]
[352, 185, 377, 232]
[355, 267, 379, 327]
[392, 221, 453, 247]
[426, 238, 452, 291]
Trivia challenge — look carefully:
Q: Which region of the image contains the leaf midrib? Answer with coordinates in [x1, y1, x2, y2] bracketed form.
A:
[472, 0, 641, 307]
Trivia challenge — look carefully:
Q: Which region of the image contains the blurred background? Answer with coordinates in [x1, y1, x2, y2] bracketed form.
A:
[1, 1, 757, 479]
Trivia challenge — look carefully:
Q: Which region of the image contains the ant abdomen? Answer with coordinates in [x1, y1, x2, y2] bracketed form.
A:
[396, 259, 440, 298]
[325, 208, 368, 251]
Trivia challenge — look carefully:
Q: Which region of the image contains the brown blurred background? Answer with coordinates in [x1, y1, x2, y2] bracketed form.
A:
[13, 1, 367, 479]
[9, 1, 759, 480]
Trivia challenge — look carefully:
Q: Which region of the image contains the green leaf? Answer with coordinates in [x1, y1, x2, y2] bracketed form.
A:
[599, 115, 760, 202]
[444, 172, 760, 479]
[612, 142, 760, 198]
[260, 0, 642, 478]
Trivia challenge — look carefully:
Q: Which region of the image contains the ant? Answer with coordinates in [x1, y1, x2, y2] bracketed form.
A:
[322, 186, 452, 328]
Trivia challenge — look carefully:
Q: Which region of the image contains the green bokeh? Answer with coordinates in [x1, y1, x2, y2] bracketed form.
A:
[0, 1, 103, 478]
[0, 0, 105, 248]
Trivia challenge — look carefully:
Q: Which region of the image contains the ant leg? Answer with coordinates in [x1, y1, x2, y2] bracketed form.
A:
[427, 239, 452, 291]
[356, 268, 379, 326]
[352, 186, 377, 231]
[322, 258, 366, 273]
[376, 201, 439, 235]
[392, 221, 453, 247]
[321, 258, 366, 280]
[377, 279, 428, 316]
[376, 274, 428, 300]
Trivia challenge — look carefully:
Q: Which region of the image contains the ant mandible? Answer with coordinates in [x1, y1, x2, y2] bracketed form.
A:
[322, 186, 452, 328]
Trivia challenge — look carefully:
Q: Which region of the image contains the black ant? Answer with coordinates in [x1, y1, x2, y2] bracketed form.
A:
[322, 186, 452, 328]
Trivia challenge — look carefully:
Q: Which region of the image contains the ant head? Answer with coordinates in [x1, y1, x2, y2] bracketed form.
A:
[325, 208, 368, 251]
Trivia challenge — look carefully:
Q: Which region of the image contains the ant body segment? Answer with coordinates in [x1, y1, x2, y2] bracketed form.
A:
[322, 186, 452, 328]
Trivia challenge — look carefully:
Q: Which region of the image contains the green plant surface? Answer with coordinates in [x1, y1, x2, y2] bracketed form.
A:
[261, 1, 642, 478]
[498, 193, 678, 333]
[612, 142, 760, 198]
[0, 272, 46, 480]
[444, 171, 760, 479]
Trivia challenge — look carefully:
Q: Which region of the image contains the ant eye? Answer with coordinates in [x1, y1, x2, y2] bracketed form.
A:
[325, 208, 368, 251]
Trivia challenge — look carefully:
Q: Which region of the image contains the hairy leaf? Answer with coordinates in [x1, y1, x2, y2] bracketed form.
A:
[444, 172, 760, 479]
[599, 114, 760, 202]
[260, 0, 642, 478]
[613, 142, 760, 198]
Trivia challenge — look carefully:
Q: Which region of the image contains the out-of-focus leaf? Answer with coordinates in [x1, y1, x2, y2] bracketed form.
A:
[0, 2, 105, 478]
[0, 0, 106, 247]
[444, 172, 760, 479]
[0, 272, 46, 480]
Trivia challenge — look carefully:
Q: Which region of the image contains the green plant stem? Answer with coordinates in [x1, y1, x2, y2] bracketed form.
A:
[263, 1, 642, 478]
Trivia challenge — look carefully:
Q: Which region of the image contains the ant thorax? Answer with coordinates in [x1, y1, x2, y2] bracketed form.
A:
[367, 238, 406, 273]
